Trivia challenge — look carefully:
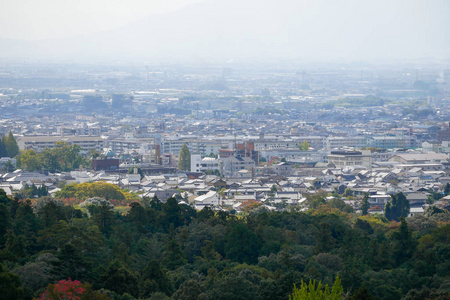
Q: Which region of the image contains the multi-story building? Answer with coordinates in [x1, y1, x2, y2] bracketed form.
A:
[17, 136, 105, 153]
[253, 136, 325, 151]
[327, 150, 372, 168]
[369, 135, 417, 149]
[108, 138, 156, 155]
[190, 154, 220, 173]
[219, 156, 256, 178]
[326, 136, 367, 151]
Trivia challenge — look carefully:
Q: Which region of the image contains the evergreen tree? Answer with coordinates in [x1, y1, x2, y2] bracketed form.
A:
[384, 192, 410, 221]
[361, 193, 370, 216]
[177, 144, 191, 171]
[5, 131, 19, 158]
[51, 243, 91, 282]
[0, 263, 24, 300]
[0, 134, 7, 157]
[392, 217, 416, 265]
[139, 260, 172, 298]
[101, 260, 138, 297]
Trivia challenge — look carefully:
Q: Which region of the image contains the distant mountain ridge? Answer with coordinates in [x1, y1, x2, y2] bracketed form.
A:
[0, 0, 448, 63]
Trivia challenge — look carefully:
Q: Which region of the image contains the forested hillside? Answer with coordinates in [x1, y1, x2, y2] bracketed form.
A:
[0, 188, 449, 300]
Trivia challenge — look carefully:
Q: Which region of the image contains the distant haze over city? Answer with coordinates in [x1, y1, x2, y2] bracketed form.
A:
[0, 0, 449, 64]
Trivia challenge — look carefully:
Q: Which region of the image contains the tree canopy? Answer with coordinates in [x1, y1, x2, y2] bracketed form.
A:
[0, 131, 19, 158]
[18, 142, 89, 172]
[384, 192, 410, 221]
[177, 144, 191, 171]
[0, 187, 449, 300]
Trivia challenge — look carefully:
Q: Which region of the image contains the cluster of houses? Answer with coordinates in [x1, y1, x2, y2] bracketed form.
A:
[1, 149, 450, 216]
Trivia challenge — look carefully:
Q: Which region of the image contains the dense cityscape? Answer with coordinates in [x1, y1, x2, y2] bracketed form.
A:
[0, 60, 449, 299]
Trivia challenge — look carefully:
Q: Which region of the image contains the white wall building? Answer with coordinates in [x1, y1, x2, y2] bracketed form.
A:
[190, 154, 220, 173]
[194, 191, 222, 209]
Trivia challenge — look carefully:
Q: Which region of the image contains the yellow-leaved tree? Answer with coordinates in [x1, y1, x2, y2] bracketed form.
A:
[290, 276, 344, 300]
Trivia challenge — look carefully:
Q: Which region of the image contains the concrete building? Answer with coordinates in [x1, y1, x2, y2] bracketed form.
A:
[327, 150, 372, 168]
[108, 138, 156, 155]
[369, 135, 417, 149]
[190, 154, 220, 173]
[326, 136, 367, 151]
[219, 156, 256, 178]
[17, 136, 105, 153]
[389, 153, 448, 164]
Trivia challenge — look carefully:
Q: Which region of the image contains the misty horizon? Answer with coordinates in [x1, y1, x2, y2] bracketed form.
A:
[0, 0, 449, 64]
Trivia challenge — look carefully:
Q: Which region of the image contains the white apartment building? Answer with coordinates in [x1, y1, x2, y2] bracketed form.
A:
[17, 136, 105, 153]
[326, 136, 367, 151]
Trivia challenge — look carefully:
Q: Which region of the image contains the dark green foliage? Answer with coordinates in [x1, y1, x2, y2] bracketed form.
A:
[13, 253, 54, 299]
[162, 239, 187, 270]
[385, 192, 410, 221]
[350, 285, 375, 300]
[101, 260, 138, 297]
[36, 198, 67, 228]
[315, 222, 334, 253]
[391, 218, 417, 266]
[0, 134, 7, 157]
[172, 279, 206, 300]
[0, 188, 449, 299]
[5, 131, 19, 158]
[139, 260, 172, 298]
[178, 144, 191, 171]
[17, 183, 48, 199]
[225, 223, 260, 264]
[0, 263, 24, 300]
[208, 273, 259, 300]
[51, 243, 92, 282]
[0, 203, 10, 247]
[89, 202, 116, 236]
[197, 206, 215, 222]
[361, 193, 370, 216]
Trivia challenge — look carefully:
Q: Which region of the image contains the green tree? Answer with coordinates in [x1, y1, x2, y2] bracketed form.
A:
[55, 182, 126, 201]
[139, 260, 172, 298]
[88, 202, 116, 236]
[178, 144, 191, 171]
[0, 263, 24, 300]
[300, 140, 310, 151]
[361, 193, 370, 216]
[101, 260, 138, 297]
[0, 134, 7, 157]
[289, 276, 343, 300]
[0, 202, 11, 247]
[5, 131, 19, 158]
[391, 218, 416, 266]
[19, 149, 41, 171]
[225, 223, 260, 264]
[385, 192, 410, 221]
[51, 243, 92, 282]
[172, 279, 205, 300]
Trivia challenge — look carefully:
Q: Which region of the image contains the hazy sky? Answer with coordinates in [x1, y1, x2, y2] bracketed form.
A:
[0, 0, 204, 40]
[0, 0, 448, 62]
